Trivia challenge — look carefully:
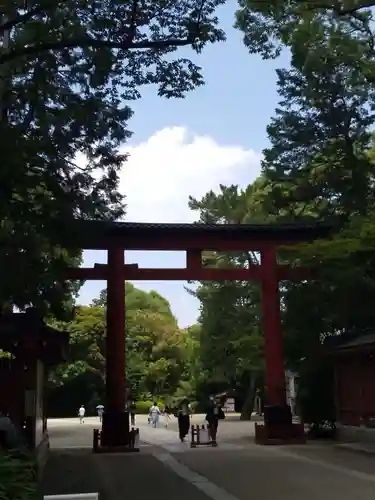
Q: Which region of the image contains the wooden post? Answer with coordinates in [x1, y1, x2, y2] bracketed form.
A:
[260, 247, 286, 407]
[358, 357, 365, 426]
[190, 425, 197, 447]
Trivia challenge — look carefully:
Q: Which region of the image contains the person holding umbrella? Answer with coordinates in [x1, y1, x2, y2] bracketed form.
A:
[96, 404, 104, 422]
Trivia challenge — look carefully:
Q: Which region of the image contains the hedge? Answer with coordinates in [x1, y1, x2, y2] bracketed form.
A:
[134, 400, 198, 414]
[135, 401, 164, 414]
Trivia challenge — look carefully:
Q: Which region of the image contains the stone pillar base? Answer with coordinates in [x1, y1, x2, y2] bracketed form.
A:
[101, 410, 129, 447]
[255, 422, 306, 445]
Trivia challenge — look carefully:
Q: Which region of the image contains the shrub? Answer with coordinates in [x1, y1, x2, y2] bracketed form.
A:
[0, 449, 38, 500]
[135, 401, 164, 414]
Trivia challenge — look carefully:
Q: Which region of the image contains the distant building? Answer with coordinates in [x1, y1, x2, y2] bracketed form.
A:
[213, 390, 237, 412]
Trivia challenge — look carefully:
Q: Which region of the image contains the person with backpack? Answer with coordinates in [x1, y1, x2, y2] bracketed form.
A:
[205, 397, 225, 444]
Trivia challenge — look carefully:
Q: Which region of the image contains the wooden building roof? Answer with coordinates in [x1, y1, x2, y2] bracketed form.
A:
[326, 330, 375, 356]
[0, 309, 69, 365]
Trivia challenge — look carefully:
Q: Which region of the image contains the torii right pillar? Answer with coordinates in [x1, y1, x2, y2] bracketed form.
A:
[256, 247, 305, 444]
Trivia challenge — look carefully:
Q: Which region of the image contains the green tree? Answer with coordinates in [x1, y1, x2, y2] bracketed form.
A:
[126, 306, 185, 398]
[93, 283, 175, 317]
[48, 305, 106, 416]
[187, 184, 267, 418]
[259, 23, 375, 219]
[48, 283, 188, 415]
[235, 0, 375, 67]
[0, 0, 225, 315]
[171, 323, 214, 407]
[256, 15, 375, 339]
[235, 3, 375, 423]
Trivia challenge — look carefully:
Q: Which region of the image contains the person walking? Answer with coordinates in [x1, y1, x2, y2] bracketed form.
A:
[78, 405, 86, 424]
[149, 402, 161, 428]
[130, 401, 136, 426]
[177, 400, 191, 442]
[205, 397, 224, 445]
[96, 405, 104, 422]
[163, 405, 171, 428]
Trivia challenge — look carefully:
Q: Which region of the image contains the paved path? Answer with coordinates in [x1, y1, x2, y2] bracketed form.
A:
[45, 416, 375, 500]
[47, 414, 256, 449]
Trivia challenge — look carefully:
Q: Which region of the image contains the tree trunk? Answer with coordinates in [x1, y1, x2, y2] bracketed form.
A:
[240, 375, 257, 421]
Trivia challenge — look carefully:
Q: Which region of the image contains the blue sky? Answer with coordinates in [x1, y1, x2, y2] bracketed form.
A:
[78, 3, 290, 326]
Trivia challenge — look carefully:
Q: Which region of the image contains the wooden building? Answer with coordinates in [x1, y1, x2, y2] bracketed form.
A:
[326, 331, 375, 444]
[0, 308, 69, 463]
[332, 332, 375, 428]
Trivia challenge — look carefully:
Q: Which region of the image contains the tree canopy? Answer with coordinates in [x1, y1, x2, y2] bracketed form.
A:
[48, 282, 193, 415]
[182, 2, 375, 420]
[0, 0, 225, 317]
[186, 185, 266, 417]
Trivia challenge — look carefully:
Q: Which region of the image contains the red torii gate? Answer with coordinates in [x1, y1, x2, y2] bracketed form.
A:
[64, 220, 330, 447]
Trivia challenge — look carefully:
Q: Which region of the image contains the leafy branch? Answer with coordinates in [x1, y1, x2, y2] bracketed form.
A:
[0, 0, 209, 66]
[0, 36, 196, 65]
[0, 0, 66, 34]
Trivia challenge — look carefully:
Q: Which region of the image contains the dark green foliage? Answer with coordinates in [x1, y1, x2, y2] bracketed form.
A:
[0, 448, 37, 500]
[182, 3, 375, 424]
[187, 185, 266, 419]
[235, 0, 375, 64]
[0, 0, 225, 316]
[256, 23, 375, 219]
[297, 360, 336, 438]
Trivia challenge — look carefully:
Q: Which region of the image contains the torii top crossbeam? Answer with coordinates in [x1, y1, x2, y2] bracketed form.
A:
[61, 220, 332, 251]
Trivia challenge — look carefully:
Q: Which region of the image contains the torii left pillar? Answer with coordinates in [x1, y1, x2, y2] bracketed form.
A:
[260, 247, 287, 410]
[101, 246, 129, 447]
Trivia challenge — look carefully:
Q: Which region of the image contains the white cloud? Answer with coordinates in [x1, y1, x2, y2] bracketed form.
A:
[118, 126, 262, 223]
[77, 127, 262, 325]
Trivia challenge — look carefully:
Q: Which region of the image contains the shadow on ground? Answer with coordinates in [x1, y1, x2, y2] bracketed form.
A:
[42, 447, 211, 500]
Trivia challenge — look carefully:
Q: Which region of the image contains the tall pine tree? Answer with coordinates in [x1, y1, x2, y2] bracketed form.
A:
[261, 22, 375, 220]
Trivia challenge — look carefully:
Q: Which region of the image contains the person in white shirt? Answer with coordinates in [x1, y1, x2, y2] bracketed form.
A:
[149, 402, 161, 428]
[78, 405, 85, 424]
